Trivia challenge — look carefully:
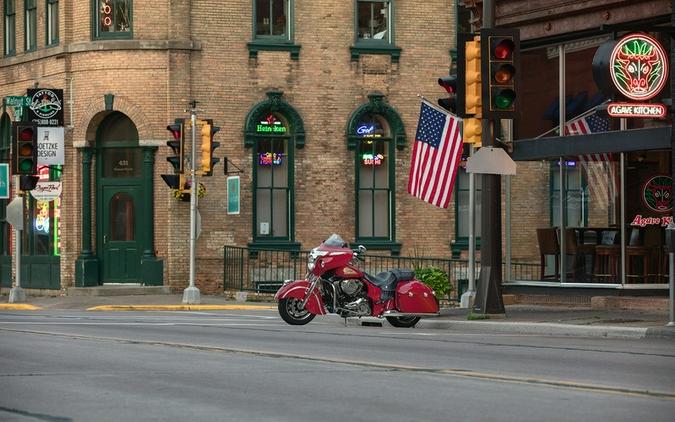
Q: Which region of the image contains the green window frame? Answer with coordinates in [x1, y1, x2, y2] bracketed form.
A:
[355, 114, 394, 243]
[351, 0, 400, 62]
[25, 0, 37, 51]
[248, 0, 300, 60]
[346, 93, 405, 254]
[46, 0, 59, 46]
[452, 168, 481, 258]
[92, 0, 132, 39]
[4, 0, 16, 56]
[244, 91, 304, 251]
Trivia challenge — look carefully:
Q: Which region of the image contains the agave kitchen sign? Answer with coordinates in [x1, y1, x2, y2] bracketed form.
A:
[593, 33, 668, 118]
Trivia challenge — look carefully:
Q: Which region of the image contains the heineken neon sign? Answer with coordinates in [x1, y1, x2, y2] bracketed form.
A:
[610, 33, 668, 101]
[256, 114, 287, 134]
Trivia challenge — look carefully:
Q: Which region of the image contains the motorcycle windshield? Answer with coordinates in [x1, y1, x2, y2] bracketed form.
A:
[322, 234, 347, 248]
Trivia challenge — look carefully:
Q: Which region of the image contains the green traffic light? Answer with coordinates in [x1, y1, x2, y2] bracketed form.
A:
[494, 89, 515, 109]
[19, 159, 34, 173]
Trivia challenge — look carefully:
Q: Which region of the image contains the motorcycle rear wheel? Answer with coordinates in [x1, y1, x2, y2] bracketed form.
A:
[278, 298, 316, 325]
[386, 316, 420, 328]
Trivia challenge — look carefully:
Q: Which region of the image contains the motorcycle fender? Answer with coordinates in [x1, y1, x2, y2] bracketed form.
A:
[396, 280, 440, 314]
[274, 280, 326, 315]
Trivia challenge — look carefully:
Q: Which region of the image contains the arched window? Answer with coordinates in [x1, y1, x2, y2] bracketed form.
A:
[244, 91, 304, 251]
[347, 93, 405, 254]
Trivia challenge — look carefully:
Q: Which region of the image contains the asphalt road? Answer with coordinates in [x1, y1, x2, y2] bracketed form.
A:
[0, 309, 674, 422]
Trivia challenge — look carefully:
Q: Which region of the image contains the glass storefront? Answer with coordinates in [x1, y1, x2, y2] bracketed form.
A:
[506, 33, 671, 289]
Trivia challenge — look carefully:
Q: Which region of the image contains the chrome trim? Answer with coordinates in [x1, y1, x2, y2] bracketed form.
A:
[382, 311, 440, 317]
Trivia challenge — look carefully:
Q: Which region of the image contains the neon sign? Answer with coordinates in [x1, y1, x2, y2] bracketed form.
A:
[257, 114, 287, 134]
[357, 124, 381, 138]
[610, 33, 668, 101]
[101, 1, 113, 29]
[362, 153, 384, 166]
[642, 175, 671, 213]
[259, 152, 284, 166]
[34, 200, 50, 234]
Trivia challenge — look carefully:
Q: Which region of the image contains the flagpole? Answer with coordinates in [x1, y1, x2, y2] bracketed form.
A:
[535, 100, 611, 139]
[416, 94, 463, 119]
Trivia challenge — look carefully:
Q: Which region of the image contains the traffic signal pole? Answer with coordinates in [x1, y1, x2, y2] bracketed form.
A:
[182, 100, 201, 304]
[473, 0, 505, 315]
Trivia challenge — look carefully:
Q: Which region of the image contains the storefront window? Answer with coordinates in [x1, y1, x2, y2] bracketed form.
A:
[254, 113, 290, 239]
[23, 166, 62, 256]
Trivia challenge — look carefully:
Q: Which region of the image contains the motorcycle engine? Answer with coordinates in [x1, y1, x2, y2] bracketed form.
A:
[339, 279, 363, 296]
[333, 278, 370, 317]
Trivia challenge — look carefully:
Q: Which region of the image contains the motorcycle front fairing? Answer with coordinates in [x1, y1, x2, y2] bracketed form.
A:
[274, 280, 327, 315]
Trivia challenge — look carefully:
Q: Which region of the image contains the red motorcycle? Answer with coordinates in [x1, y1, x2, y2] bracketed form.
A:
[274, 234, 439, 327]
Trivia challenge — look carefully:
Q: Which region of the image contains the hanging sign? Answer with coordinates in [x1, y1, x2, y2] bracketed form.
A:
[30, 181, 62, 202]
[27, 88, 64, 126]
[0, 164, 9, 199]
[227, 176, 240, 215]
[37, 126, 65, 165]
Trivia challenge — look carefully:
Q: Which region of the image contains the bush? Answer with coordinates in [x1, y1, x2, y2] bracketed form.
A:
[415, 267, 451, 299]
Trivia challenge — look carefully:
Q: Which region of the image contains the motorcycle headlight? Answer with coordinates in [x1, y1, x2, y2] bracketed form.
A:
[307, 248, 327, 271]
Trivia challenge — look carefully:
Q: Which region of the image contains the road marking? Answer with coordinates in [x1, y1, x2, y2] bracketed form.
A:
[2, 327, 673, 401]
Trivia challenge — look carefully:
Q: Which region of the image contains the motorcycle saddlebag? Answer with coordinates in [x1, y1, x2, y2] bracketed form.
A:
[395, 280, 439, 314]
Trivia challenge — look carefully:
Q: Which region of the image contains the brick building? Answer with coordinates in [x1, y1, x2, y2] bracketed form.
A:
[1, 1, 470, 294]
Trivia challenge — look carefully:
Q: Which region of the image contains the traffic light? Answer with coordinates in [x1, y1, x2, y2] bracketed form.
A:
[166, 121, 184, 174]
[437, 76, 458, 114]
[481, 28, 520, 118]
[161, 120, 185, 190]
[200, 120, 220, 176]
[12, 122, 38, 175]
[464, 36, 482, 116]
[463, 117, 482, 147]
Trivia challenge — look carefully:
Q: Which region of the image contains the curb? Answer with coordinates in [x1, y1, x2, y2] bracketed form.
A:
[347, 317, 655, 339]
[86, 304, 276, 311]
[0, 304, 43, 310]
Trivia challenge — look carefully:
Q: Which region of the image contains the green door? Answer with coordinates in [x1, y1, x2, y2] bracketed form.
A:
[101, 185, 142, 282]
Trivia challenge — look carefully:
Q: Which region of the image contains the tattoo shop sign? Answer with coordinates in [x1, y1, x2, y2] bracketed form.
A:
[27, 88, 64, 126]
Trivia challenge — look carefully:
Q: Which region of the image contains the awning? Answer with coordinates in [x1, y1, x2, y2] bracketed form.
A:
[511, 126, 671, 161]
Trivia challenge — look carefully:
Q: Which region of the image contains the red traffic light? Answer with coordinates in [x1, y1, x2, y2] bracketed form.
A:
[167, 123, 182, 140]
[493, 39, 515, 60]
[20, 127, 34, 141]
[438, 76, 457, 94]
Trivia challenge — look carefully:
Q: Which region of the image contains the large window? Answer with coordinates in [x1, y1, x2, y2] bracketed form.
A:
[356, 114, 393, 240]
[356, 0, 392, 43]
[4, 0, 16, 56]
[46, 0, 59, 46]
[253, 113, 291, 240]
[23, 166, 62, 256]
[254, 0, 290, 40]
[25, 0, 37, 51]
[94, 0, 131, 39]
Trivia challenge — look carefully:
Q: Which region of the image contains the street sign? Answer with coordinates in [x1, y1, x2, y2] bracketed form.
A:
[6, 197, 23, 230]
[5, 96, 31, 107]
[0, 164, 9, 199]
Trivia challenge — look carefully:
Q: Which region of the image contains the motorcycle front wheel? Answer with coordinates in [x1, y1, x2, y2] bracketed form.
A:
[386, 316, 420, 328]
[278, 298, 316, 325]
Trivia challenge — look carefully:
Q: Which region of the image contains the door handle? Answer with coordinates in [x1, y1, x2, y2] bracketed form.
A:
[103, 234, 108, 244]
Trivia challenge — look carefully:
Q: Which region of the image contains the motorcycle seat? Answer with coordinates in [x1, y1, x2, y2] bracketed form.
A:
[365, 269, 416, 300]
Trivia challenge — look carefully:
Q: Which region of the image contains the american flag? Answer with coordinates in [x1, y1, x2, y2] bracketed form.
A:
[564, 113, 617, 205]
[407, 101, 463, 208]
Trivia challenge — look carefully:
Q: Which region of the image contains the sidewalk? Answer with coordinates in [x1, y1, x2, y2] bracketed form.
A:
[1, 292, 673, 339]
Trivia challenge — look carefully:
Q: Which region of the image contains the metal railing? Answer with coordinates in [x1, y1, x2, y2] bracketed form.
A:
[223, 245, 543, 299]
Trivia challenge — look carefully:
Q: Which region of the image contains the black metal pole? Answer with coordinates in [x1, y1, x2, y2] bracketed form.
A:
[474, 0, 505, 314]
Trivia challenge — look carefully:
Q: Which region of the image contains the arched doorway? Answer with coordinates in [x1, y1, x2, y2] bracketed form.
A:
[95, 112, 144, 283]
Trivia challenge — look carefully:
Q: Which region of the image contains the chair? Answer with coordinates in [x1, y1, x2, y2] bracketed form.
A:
[536, 228, 559, 280]
[625, 228, 653, 283]
[563, 228, 595, 282]
[593, 230, 620, 282]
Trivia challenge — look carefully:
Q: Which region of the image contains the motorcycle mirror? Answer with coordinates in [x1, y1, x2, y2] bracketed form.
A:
[358, 245, 367, 254]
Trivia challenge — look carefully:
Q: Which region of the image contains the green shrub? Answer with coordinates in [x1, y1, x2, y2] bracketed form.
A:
[415, 267, 451, 299]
